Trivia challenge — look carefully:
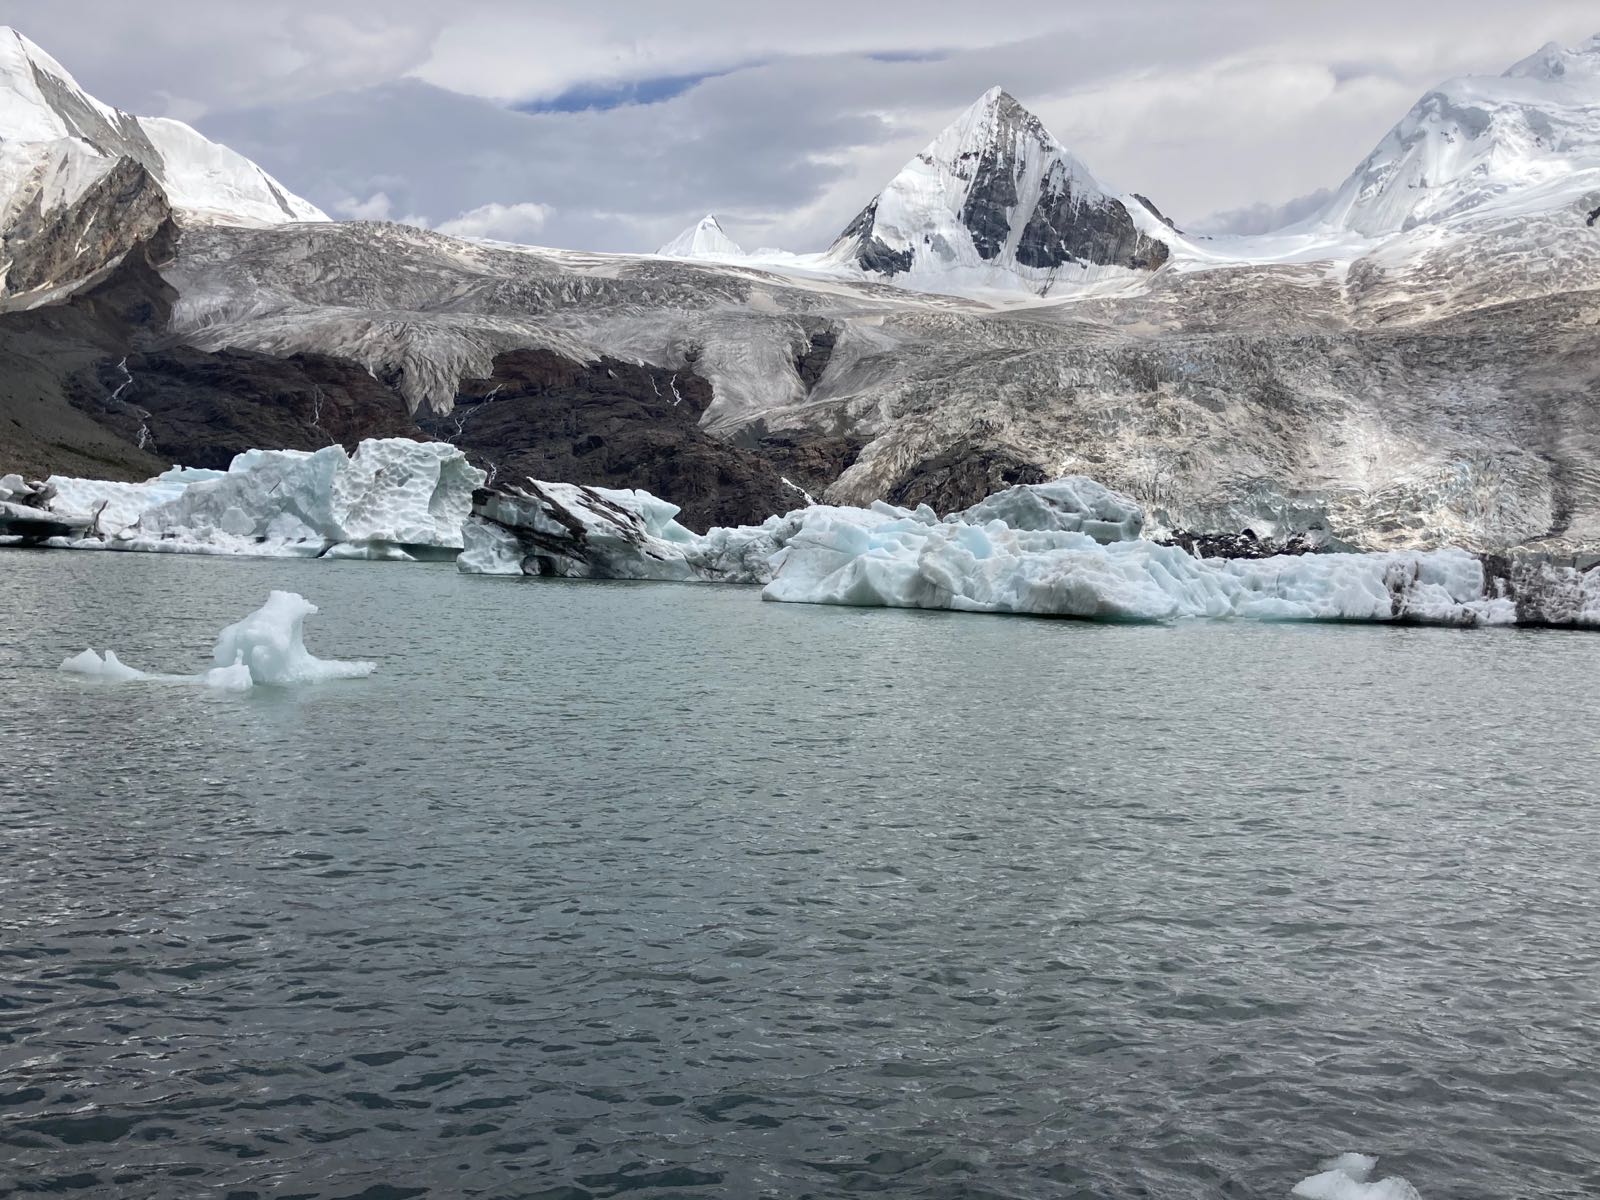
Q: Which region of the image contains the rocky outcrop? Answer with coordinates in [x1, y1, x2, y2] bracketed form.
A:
[829, 88, 1171, 286]
[1016, 167, 1170, 271]
[0, 219, 422, 481]
[429, 349, 807, 531]
[836, 200, 914, 275]
[884, 444, 1047, 513]
[1, 156, 172, 303]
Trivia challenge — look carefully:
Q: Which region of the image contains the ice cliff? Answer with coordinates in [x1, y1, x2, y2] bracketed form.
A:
[36, 438, 484, 558]
[459, 474, 1600, 629]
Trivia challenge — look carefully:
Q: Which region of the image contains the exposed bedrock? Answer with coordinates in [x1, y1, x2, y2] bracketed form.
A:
[1, 157, 172, 304]
[882, 443, 1048, 513]
[0, 225, 423, 480]
[430, 348, 848, 531]
[1013, 175, 1170, 272]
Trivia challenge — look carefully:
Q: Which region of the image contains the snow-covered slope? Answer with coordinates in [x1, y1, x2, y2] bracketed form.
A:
[826, 87, 1173, 294]
[1319, 33, 1600, 236]
[657, 214, 744, 259]
[0, 26, 325, 301]
[0, 27, 325, 226]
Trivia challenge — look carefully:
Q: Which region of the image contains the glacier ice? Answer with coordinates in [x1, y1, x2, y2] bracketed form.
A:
[1292, 1153, 1422, 1200]
[952, 477, 1144, 543]
[759, 502, 1550, 625]
[459, 480, 785, 582]
[59, 591, 374, 690]
[37, 438, 484, 558]
[458, 474, 1600, 629]
[210, 591, 376, 685]
[44, 474, 191, 537]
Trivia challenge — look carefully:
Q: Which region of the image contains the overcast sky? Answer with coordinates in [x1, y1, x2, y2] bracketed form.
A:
[7, 1, 1598, 250]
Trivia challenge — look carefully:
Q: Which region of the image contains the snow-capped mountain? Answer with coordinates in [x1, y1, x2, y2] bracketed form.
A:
[657, 214, 744, 259]
[826, 87, 1172, 293]
[7, 30, 1600, 556]
[0, 26, 324, 302]
[1319, 33, 1600, 235]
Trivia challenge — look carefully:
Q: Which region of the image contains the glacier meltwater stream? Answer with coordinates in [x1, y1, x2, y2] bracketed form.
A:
[2, 551, 1599, 1199]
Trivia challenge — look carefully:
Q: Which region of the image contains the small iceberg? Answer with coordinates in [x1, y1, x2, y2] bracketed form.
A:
[59, 591, 375, 690]
[1292, 1153, 1421, 1200]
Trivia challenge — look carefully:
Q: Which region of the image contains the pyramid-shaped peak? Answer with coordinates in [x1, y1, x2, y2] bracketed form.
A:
[945, 87, 1050, 144]
[657, 214, 744, 258]
[827, 84, 1169, 290]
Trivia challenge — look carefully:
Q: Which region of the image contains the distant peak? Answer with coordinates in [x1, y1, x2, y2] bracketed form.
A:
[1503, 32, 1600, 82]
[657, 214, 744, 258]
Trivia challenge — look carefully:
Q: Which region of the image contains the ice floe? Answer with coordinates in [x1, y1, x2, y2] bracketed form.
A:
[1291, 1153, 1421, 1200]
[460, 476, 1600, 628]
[16, 449, 1600, 630]
[59, 591, 374, 689]
[33, 439, 483, 557]
[459, 480, 789, 582]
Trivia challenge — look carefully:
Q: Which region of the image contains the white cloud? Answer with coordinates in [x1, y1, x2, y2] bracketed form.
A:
[435, 201, 556, 242]
[333, 191, 395, 221]
[1196, 188, 1336, 236]
[10, 0, 1600, 251]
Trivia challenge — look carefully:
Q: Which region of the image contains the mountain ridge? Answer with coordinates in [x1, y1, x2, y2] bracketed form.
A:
[826, 86, 1171, 291]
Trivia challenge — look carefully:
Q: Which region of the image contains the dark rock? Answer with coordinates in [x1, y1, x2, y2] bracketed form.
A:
[427, 349, 803, 531]
[794, 328, 838, 390]
[79, 346, 422, 469]
[1133, 193, 1183, 234]
[1, 156, 171, 301]
[959, 139, 1021, 261]
[884, 444, 1047, 512]
[1588, 205, 1600, 227]
[837, 200, 915, 276]
[1017, 168, 1170, 272]
[1157, 529, 1327, 560]
[0, 221, 421, 481]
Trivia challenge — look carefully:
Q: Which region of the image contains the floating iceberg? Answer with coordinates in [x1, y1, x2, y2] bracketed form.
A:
[1292, 1153, 1422, 1200]
[210, 591, 376, 684]
[762, 502, 1598, 626]
[32, 439, 483, 558]
[459, 480, 787, 582]
[59, 591, 375, 689]
[460, 475, 1600, 629]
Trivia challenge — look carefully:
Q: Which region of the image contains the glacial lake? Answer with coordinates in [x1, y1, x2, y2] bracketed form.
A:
[2, 550, 1598, 1199]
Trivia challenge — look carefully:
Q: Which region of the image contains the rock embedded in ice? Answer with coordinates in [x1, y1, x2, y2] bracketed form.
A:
[951, 477, 1144, 543]
[760, 501, 1600, 627]
[458, 475, 1600, 629]
[460, 480, 785, 582]
[1292, 1153, 1422, 1200]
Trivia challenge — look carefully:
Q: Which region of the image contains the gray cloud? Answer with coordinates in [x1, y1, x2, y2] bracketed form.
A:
[6, 1, 1599, 251]
[1194, 189, 1338, 237]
